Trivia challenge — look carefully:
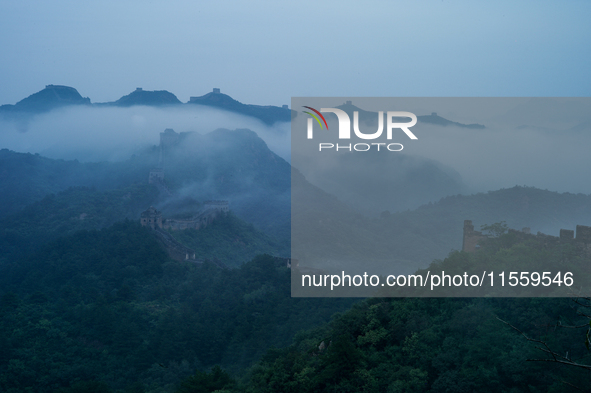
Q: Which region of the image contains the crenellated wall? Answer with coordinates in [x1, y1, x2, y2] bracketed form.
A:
[462, 220, 591, 252]
[462, 220, 487, 252]
[140, 203, 229, 231]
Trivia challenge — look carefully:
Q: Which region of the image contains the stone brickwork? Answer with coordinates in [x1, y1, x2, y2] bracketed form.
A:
[560, 229, 574, 240]
[163, 206, 228, 231]
[140, 203, 229, 231]
[203, 200, 230, 213]
[148, 168, 164, 184]
[463, 220, 591, 252]
[140, 206, 162, 229]
[576, 225, 591, 243]
[462, 220, 487, 252]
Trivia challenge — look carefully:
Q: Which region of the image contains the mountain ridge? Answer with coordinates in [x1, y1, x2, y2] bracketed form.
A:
[0, 84, 91, 114]
[2, 86, 487, 128]
[0, 85, 291, 125]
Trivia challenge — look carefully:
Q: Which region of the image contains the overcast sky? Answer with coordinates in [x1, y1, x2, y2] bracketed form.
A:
[1, 0, 590, 107]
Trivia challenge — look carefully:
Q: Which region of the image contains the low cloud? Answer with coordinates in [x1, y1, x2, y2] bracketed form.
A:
[0, 105, 291, 162]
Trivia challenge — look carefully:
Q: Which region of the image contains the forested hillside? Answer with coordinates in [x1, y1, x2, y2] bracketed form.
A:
[242, 296, 590, 393]
[2, 214, 590, 392]
[0, 221, 354, 392]
[241, 231, 591, 392]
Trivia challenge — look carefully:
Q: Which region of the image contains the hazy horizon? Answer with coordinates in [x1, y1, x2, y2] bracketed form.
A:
[1, 1, 589, 107]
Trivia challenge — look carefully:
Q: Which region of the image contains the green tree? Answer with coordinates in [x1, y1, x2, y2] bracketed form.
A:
[480, 221, 508, 237]
[176, 366, 235, 393]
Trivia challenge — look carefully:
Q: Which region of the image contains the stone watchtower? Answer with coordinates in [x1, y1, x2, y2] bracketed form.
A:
[576, 225, 591, 243]
[560, 229, 575, 241]
[462, 220, 487, 252]
[203, 200, 230, 213]
[140, 206, 163, 229]
[158, 128, 180, 168]
[149, 168, 164, 184]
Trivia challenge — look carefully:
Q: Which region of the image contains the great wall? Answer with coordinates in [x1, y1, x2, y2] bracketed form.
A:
[462, 219, 591, 252]
[138, 128, 294, 269]
[140, 203, 230, 264]
[140, 202, 230, 231]
[140, 128, 230, 264]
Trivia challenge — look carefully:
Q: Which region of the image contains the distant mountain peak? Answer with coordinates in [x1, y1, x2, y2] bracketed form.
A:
[333, 101, 485, 129]
[0, 85, 291, 124]
[190, 89, 242, 107]
[112, 87, 181, 107]
[417, 112, 485, 129]
[1, 84, 90, 114]
[188, 88, 291, 125]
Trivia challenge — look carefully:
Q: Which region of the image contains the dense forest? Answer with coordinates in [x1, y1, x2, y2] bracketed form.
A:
[246, 234, 591, 392]
[243, 296, 591, 392]
[1, 220, 590, 392]
[0, 221, 354, 392]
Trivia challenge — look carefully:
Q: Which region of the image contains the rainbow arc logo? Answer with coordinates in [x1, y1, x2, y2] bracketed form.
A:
[303, 106, 328, 130]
